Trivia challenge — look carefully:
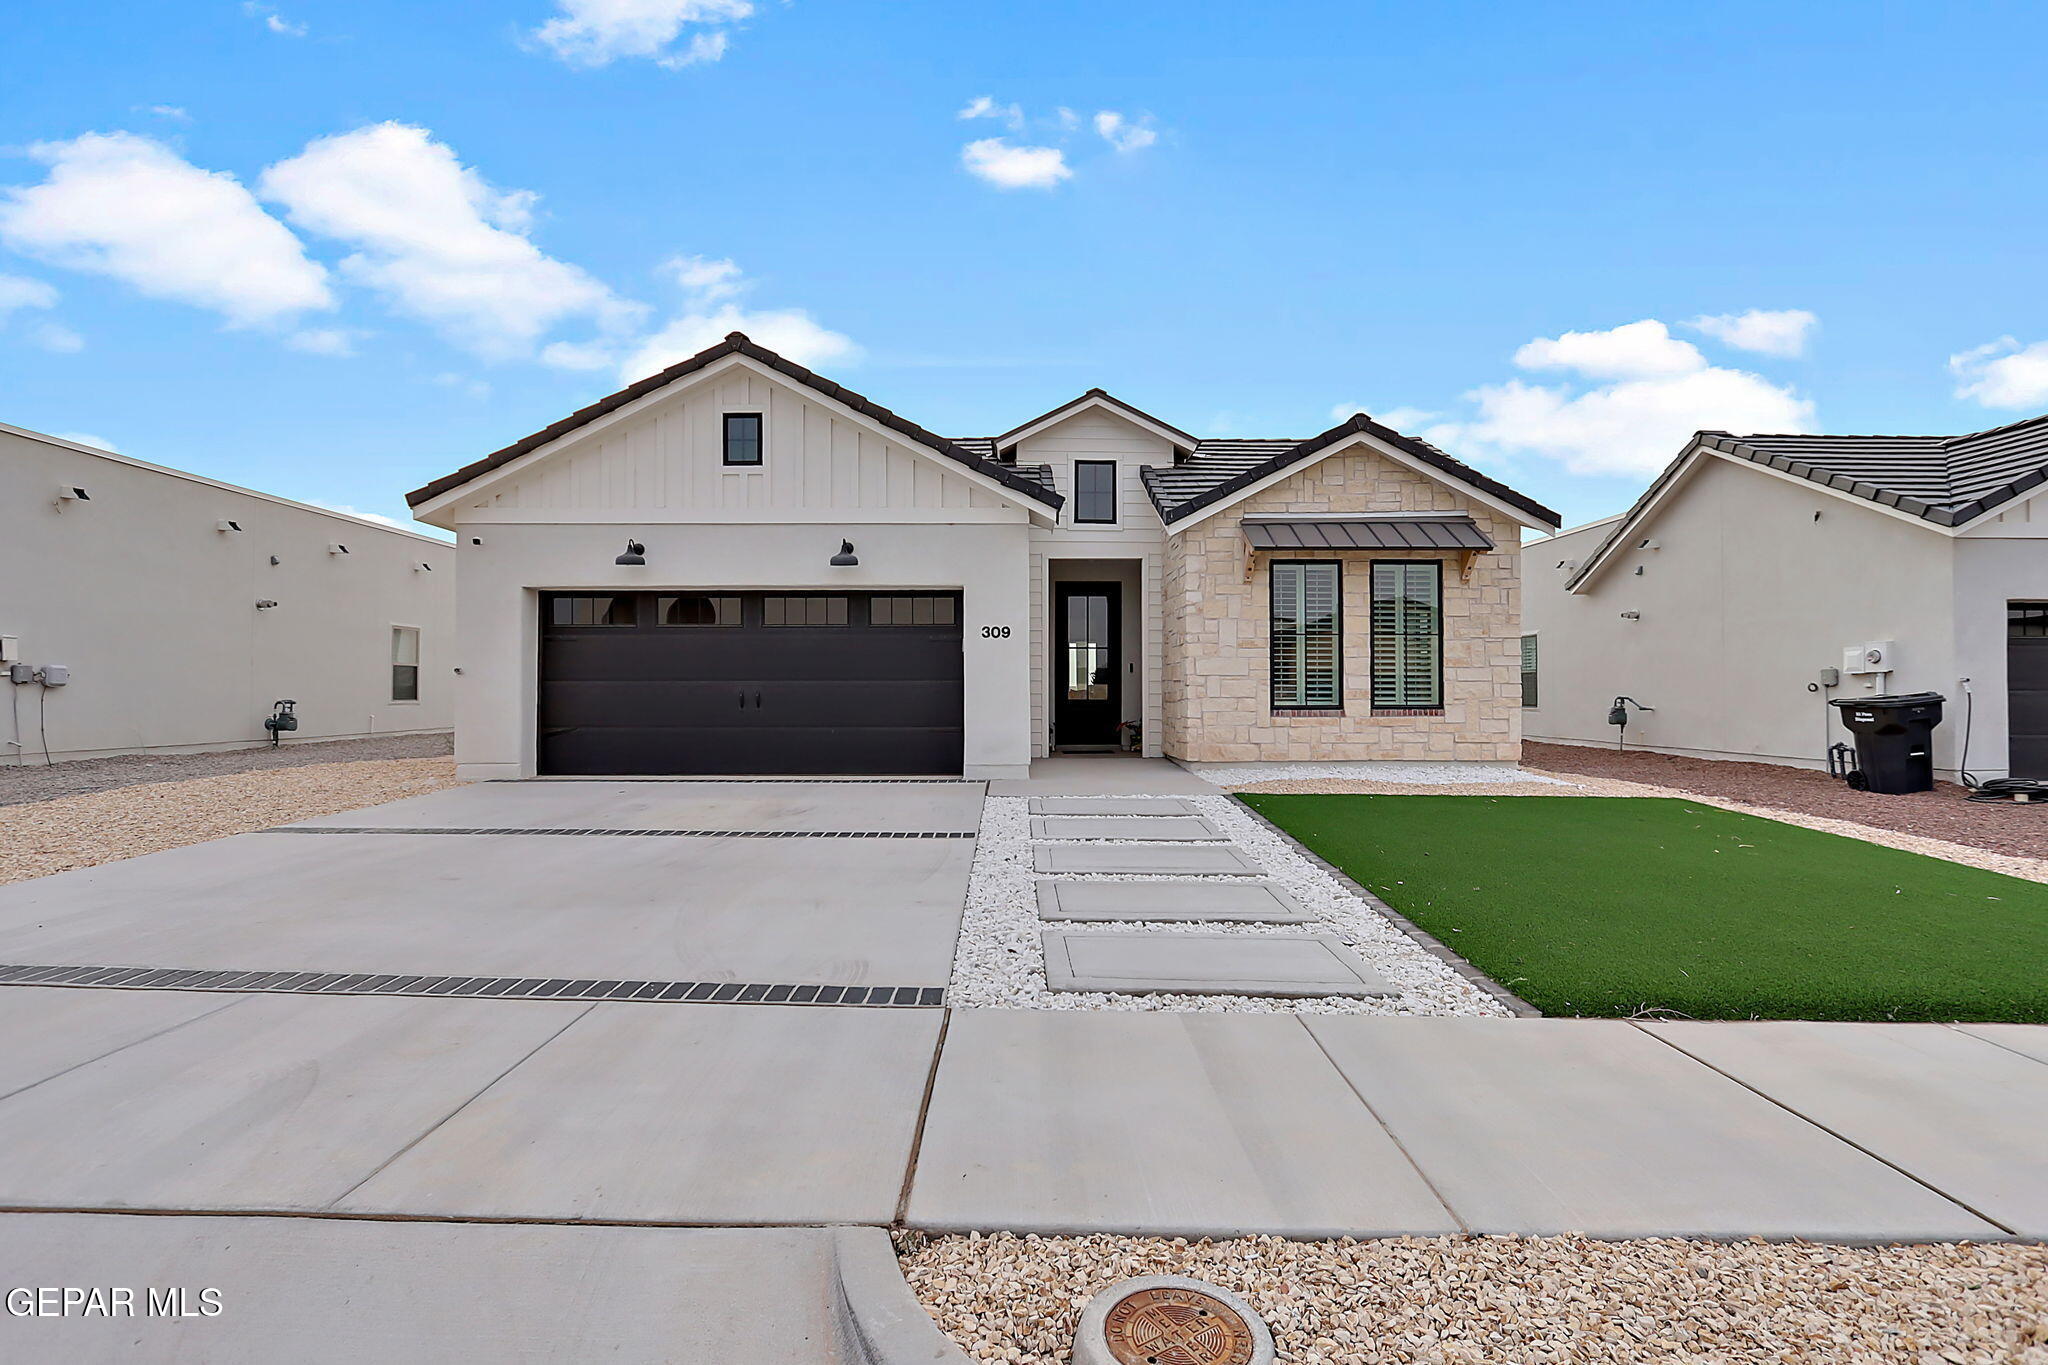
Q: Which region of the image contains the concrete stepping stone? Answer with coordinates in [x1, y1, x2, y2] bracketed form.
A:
[1041, 930, 1394, 998]
[1036, 880, 1310, 923]
[1028, 798, 1205, 816]
[1034, 845, 1263, 876]
[1029, 815, 1222, 841]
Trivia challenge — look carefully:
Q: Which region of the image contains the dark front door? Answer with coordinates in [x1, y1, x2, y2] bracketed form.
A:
[1053, 582, 1121, 748]
[538, 591, 963, 775]
[2010, 602, 2048, 778]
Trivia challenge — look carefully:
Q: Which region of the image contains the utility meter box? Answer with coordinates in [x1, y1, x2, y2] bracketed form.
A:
[1843, 641, 1897, 676]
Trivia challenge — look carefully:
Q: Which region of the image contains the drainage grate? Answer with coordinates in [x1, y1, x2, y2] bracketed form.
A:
[258, 826, 977, 838]
[0, 963, 944, 1008]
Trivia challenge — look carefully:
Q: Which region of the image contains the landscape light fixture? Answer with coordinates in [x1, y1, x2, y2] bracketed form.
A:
[829, 539, 859, 567]
[615, 539, 646, 566]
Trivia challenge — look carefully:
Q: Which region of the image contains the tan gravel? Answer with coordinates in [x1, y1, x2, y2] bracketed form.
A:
[1226, 772, 2048, 885]
[897, 1231, 2048, 1364]
[0, 757, 457, 886]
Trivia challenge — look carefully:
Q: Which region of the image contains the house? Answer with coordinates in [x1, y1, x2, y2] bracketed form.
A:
[407, 333, 1560, 780]
[1, 422, 454, 765]
[1521, 418, 2048, 781]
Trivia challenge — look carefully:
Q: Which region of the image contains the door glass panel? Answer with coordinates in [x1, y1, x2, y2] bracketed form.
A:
[1064, 593, 1111, 701]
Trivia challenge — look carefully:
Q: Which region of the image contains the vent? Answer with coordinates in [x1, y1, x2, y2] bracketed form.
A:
[0, 963, 942, 1007]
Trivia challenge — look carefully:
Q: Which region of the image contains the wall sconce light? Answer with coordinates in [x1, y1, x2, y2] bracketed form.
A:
[256, 599, 279, 610]
[830, 539, 859, 567]
[615, 539, 646, 566]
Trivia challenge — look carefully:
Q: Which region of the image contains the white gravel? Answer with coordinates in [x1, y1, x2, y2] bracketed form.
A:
[949, 793, 1508, 1015]
[1186, 760, 1571, 787]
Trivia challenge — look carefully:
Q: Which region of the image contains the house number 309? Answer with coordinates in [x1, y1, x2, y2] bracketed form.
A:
[980, 625, 1012, 638]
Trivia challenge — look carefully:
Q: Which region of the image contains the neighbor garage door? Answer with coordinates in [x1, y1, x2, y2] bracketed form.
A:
[538, 591, 964, 775]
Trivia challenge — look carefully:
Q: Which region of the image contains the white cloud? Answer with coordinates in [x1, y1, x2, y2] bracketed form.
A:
[961, 138, 1071, 190]
[531, 0, 752, 68]
[0, 272, 59, 319]
[1456, 353, 1813, 479]
[242, 3, 307, 37]
[145, 105, 192, 122]
[1512, 319, 1704, 380]
[56, 431, 118, 452]
[958, 96, 1024, 130]
[1093, 110, 1157, 153]
[432, 372, 492, 399]
[1950, 337, 2048, 409]
[33, 322, 84, 352]
[1687, 308, 1817, 358]
[666, 253, 742, 301]
[286, 327, 360, 356]
[260, 122, 639, 360]
[1330, 402, 1438, 431]
[618, 304, 855, 382]
[0, 132, 333, 328]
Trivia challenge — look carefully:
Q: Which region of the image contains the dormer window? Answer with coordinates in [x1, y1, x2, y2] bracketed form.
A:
[723, 412, 763, 466]
[1073, 460, 1117, 524]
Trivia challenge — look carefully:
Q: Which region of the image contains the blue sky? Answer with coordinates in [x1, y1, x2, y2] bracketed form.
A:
[4, 1, 2047, 534]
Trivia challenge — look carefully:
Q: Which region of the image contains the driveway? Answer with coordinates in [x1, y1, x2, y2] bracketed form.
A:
[0, 779, 980, 989]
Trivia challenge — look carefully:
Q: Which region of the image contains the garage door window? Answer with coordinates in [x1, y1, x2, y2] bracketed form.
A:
[658, 594, 741, 626]
[762, 595, 848, 626]
[871, 596, 957, 626]
[550, 595, 637, 626]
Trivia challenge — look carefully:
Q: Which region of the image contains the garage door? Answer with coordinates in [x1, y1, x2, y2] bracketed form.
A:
[538, 591, 964, 776]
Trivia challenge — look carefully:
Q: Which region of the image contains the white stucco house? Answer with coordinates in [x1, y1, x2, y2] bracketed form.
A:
[1522, 418, 2048, 781]
[1, 422, 454, 765]
[407, 333, 1560, 780]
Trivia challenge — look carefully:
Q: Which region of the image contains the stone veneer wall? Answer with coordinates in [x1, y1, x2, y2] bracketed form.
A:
[1161, 444, 1524, 762]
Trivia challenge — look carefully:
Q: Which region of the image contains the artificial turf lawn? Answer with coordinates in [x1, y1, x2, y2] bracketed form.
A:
[1238, 794, 2048, 1022]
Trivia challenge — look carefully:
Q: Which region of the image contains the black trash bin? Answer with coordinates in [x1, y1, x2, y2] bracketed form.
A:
[1829, 692, 1944, 794]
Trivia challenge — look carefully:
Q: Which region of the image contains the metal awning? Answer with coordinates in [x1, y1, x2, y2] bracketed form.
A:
[1241, 516, 1496, 551]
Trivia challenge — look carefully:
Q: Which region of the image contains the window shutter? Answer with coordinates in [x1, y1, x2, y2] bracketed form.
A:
[1371, 562, 1442, 708]
[1269, 562, 1342, 708]
[1520, 634, 1539, 708]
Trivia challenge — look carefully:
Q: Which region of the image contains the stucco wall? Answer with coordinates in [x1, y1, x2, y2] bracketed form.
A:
[1521, 455, 1963, 773]
[1160, 443, 1524, 762]
[0, 425, 453, 764]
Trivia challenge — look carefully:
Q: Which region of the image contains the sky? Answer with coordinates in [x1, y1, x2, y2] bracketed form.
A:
[4, 1, 2048, 536]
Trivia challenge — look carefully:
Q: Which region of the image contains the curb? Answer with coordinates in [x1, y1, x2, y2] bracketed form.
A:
[1229, 796, 1544, 1018]
[830, 1227, 971, 1364]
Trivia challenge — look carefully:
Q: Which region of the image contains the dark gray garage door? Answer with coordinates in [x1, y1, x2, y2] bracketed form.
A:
[539, 591, 963, 775]
[2010, 602, 2048, 779]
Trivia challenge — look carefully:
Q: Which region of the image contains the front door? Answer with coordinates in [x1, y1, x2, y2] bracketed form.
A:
[1054, 582, 1120, 748]
[2010, 601, 2048, 778]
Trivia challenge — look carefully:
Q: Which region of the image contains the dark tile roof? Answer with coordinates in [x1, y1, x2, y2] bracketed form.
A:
[1138, 416, 1561, 529]
[992, 389, 1196, 449]
[408, 333, 1063, 510]
[1242, 515, 1496, 552]
[1564, 414, 2048, 590]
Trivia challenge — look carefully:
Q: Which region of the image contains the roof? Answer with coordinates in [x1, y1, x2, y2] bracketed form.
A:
[407, 333, 1063, 511]
[1566, 413, 2048, 590]
[1242, 515, 1496, 552]
[1138, 416, 1562, 529]
[992, 389, 1197, 451]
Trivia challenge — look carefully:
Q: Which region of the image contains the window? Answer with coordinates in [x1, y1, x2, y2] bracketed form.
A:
[1521, 633, 1539, 708]
[1073, 461, 1117, 524]
[1371, 561, 1443, 709]
[723, 412, 763, 466]
[762, 595, 848, 626]
[871, 596, 957, 626]
[1270, 561, 1342, 709]
[549, 595, 637, 626]
[390, 626, 420, 702]
[658, 594, 741, 626]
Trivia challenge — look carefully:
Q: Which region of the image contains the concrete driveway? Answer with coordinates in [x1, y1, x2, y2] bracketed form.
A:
[0, 779, 980, 988]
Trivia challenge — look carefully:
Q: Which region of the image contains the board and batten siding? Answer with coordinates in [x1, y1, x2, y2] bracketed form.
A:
[462, 371, 1011, 519]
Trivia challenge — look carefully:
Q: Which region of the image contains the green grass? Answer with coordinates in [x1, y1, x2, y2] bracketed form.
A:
[1239, 794, 2048, 1022]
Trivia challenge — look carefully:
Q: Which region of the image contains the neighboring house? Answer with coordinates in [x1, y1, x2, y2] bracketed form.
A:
[1522, 419, 2048, 781]
[407, 333, 1559, 780]
[1, 423, 454, 765]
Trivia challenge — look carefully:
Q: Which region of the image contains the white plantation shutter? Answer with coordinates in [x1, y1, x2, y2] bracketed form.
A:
[1520, 633, 1539, 708]
[1270, 562, 1342, 708]
[1371, 562, 1442, 708]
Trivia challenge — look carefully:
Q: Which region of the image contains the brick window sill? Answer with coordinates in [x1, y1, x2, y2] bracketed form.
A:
[1372, 707, 1445, 717]
[1271, 708, 1345, 718]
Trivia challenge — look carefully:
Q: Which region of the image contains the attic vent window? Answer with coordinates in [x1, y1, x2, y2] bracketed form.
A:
[723, 412, 763, 466]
